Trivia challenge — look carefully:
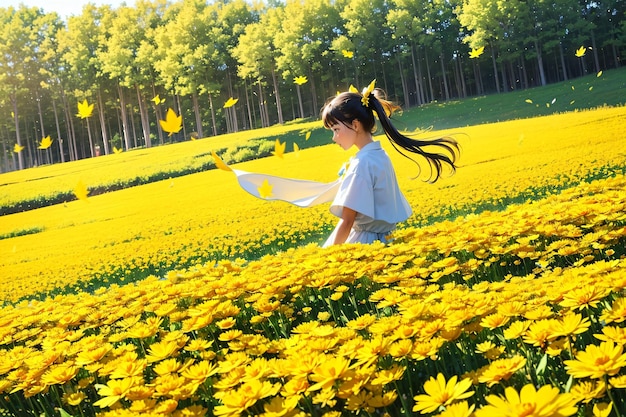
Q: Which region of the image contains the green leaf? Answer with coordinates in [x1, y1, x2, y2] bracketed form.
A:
[59, 409, 74, 417]
[535, 353, 548, 375]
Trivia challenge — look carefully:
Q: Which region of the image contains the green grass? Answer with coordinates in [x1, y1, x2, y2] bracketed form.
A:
[398, 66, 626, 131]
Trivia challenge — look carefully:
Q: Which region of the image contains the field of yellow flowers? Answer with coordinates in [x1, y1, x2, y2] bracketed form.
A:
[0, 105, 625, 416]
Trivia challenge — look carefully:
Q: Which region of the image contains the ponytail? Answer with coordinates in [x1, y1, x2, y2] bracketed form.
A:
[321, 82, 460, 182]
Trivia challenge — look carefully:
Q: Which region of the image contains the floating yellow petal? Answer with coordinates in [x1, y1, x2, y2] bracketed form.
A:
[151, 94, 165, 105]
[74, 180, 89, 201]
[113, 146, 123, 154]
[469, 46, 484, 58]
[223, 97, 238, 108]
[525, 99, 533, 104]
[38, 135, 53, 150]
[305, 131, 311, 141]
[258, 179, 273, 199]
[159, 108, 182, 137]
[272, 139, 286, 159]
[211, 151, 232, 172]
[575, 46, 586, 58]
[341, 49, 353, 58]
[293, 76, 308, 85]
[293, 142, 300, 157]
[13, 143, 24, 153]
[597, 71, 603, 77]
[76, 99, 94, 119]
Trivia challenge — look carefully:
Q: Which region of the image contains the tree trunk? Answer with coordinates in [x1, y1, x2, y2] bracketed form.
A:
[534, 40, 547, 86]
[425, 48, 434, 102]
[192, 92, 203, 138]
[271, 67, 284, 124]
[208, 92, 218, 136]
[396, 53, 409, 106]
[439, 52, 450, 101]
[558, 42, 568, 81]
[118, 83, 132, 151]
[296, 84, 304, 119]
[489, 41, 501, 93]
[51, 99, 65, 163]
[11, 96, 24, 170]
[97, 90, 110, 155]
[136, 85, 151, 148]
[176, 95, 187, 140]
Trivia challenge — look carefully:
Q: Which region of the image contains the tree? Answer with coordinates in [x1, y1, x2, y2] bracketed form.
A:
[0, 6, 50, 169]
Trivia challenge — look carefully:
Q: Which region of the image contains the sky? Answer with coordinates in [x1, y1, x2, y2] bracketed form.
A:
[2, 0, 128, 19]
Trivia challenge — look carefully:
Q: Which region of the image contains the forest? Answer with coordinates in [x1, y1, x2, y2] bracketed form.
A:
[0, 0, 624, 172]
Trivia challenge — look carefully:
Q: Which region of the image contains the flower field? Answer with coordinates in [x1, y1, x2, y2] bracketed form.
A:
[1, 106, 626, 416]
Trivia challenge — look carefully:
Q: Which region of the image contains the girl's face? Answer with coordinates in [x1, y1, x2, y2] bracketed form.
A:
[330, 121, 357, 150]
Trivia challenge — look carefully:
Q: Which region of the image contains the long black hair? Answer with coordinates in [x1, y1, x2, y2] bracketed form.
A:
[322, 88, 460, 182]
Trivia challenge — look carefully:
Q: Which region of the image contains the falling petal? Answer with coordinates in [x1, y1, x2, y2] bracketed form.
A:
[551, 98, 556, 104]
[272, 139, 286, 159]
[575, 46, 586, 58]
[13, 143, 24, 153]
[525, 99, 533, 104]
[570, 100, 576, 105]
[589, 86, 593, 91]
[469, 46, 484, 59]
[305, 131, 311, 141]
[159, 108, 183, 136]
[341, 50, 354, 58]
[223, 97, 238, 108]
[294, 76, 308, 85]
[113, 146, 123, 154]
[74, 180, 89, 201]
[546, 103, 550, 108]
[76, 99, 94, 119]
[293, 143, 300, 157]
[38, 136, 53, 150]
[597, 71, 603, 77]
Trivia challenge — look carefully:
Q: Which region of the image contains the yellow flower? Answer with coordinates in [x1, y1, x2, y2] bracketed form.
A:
[13, 143, 24, 153]
[145, 340, 180, 363]
[435, 401, 475, 417]
[560, 285, 610, 310]
[553, 311, 590, 337]
[40, 363, 79, 386]
[564, 341, 626, 379]
[570, 380, 606, 403]
[477, 355, 527, 387]
[593, 403, 613, 417]
[214, 379, 279, 416]
[412, 373, 474, 413]
[62, 391, 86, 406]
[575, 46, 586, 57]
[475, 384, 577, 417]
[93, 377, 137, 408]
[308, 356, 351, 391]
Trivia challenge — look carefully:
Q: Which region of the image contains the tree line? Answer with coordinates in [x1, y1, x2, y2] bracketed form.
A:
[0, 0, 624, 172]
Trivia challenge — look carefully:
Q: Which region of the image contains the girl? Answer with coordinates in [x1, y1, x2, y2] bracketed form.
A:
[320, 82, 460, 246]
[213, 80, 459, 247]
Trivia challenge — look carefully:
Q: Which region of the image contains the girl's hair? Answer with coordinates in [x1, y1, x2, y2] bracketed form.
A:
[321, 88, 460, 182]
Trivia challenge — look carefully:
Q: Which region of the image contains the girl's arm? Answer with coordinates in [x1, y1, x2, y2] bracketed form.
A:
[331, 207, 358, 245]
